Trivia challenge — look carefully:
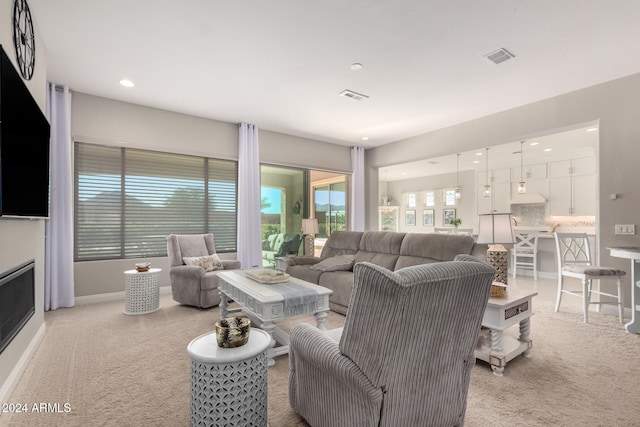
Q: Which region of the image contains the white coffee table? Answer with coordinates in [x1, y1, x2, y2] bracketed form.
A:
[475, 288, 537, 376]
[217, 270, 332, 366]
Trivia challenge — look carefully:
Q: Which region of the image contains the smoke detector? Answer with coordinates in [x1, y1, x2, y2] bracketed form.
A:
[338, 89, 369, 101]
[484, 48, 515, 65]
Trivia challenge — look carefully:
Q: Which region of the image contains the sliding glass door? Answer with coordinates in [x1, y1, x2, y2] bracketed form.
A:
[313, 181, 346, 238]
[260, 166, 348, 263]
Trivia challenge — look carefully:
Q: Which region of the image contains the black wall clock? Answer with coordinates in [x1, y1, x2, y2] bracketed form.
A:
[12, 0, 36, 80]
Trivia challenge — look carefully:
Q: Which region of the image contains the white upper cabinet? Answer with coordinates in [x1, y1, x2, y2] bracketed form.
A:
[548, 157, 596, 178]
[548, 157, 597, 216]
[511, 162, 548, 181]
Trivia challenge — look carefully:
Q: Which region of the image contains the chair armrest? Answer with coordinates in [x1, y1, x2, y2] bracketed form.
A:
[222, 260, 241, 270]
[290, 323, 378, 393]
[169, 265, 205, 279]
[286, 256, 322, 267]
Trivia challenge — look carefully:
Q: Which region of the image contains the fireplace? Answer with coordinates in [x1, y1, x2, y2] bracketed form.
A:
[0, 260, 35, 355]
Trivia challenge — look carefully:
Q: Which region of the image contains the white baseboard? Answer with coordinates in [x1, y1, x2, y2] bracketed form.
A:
[599, 304, 633, 319]
[75, 286, 172, 305]
[0, 322, 47, 403]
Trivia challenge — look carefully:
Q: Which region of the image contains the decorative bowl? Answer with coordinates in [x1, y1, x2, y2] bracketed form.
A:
[215, 316, 251, 348]
[135, 262, 151, 272]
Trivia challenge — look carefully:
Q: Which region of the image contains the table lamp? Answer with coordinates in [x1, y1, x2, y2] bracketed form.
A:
[301, 218, 319, 257]
[476, 213, 515, 296]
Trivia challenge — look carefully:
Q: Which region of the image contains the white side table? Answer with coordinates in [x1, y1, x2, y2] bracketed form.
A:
[188, 328, 270, 427]
[123, 268, 161, 315]
[475, 288, 537, 376]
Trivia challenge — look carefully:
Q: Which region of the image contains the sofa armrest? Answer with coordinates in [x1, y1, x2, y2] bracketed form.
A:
[285, 256, 322, 267]
[169, 264, 205, 279]
[289, 323, 378, 393]
[222, 260, 241, 270]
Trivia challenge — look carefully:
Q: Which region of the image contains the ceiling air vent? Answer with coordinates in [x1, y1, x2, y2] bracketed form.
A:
[339, 89, 369, 101]
[484, 48, 515, 65]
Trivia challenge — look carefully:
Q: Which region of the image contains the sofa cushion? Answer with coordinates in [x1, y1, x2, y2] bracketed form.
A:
[286, 265, 324, 284]
[183, 254, 224, 271]
[320, 231, 364, 259]
[395, 233, 475, 270]
[311, 255, 355, 272]
[318, 271, 355, 315]
[178, 235, 210, 258]
[359, 231, 405, 255]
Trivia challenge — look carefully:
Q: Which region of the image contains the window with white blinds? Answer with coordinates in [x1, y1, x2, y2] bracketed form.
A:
[74, 142, 238, 261]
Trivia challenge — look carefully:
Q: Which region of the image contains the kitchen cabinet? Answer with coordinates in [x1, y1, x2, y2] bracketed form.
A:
[548, 157, 596, 178]
[378, 206, 399, 231]
[511, 162, 547, 181]
[548, 157, 596, 216]
[510, 179, 549, 199]
[477, 181, 511, 214]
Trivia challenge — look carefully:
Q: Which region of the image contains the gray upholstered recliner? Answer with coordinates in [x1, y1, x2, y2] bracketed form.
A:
[166, 234, 241, 308]
[289, 260, 495, 427]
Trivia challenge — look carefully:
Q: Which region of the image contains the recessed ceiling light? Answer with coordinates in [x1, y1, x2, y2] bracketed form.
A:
[475, 152, 483, 156]
[587, 127, 598, 132]
[119, 79, 134, 88]
[350, 63, 363, 71]
[544, 148, 552, 152]
[473, 160, 480, 164]
[361, 136, 369, 141]
[529, 142, 539, 146]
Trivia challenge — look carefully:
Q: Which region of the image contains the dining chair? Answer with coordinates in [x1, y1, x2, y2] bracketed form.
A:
[511, 231, 539, 280]
[554, 232, 625, 323]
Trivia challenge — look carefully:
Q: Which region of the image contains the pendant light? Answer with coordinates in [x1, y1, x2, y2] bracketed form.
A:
[483, 148, 491, 198]
[518, 141, 526, 194]
[454, 153, 461, 200]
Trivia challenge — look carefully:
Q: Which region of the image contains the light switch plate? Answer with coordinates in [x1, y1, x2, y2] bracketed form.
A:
[615, 224, 635, 235]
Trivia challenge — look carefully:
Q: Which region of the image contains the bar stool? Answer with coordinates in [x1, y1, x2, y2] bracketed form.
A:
[511, 231, 539, 280]
[554, 232, 625, 324]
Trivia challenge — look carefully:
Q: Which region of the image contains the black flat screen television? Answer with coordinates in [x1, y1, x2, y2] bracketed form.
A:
[0, 44, 50, 218]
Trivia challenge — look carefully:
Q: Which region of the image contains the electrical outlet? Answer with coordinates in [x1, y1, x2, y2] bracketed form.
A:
[615, 224, 635, 235]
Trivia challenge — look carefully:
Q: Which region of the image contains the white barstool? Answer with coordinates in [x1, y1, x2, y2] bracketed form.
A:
[511, 232, 539, 280]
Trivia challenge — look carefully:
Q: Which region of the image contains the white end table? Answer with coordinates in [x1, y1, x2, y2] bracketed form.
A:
[607, 246, 640, 333]
[123, 268, 161, 315]
[475, 288, 537, 376]
[187, 328, 270, 427]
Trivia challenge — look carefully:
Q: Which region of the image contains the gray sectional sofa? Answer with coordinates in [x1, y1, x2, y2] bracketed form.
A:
[280, 230, 488, 314]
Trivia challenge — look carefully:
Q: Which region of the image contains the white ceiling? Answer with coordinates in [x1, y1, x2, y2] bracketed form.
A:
[29, 1, 640, 148]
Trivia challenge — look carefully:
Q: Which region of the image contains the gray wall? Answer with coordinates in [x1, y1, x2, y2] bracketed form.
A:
[365, 72, 640, 307]
[0, 1, 47, 398]
[71, 93, 351, 297]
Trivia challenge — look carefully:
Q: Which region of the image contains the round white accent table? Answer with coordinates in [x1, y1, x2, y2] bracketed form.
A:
[123, 268, 161, 315]
[187, 328, 270, 427]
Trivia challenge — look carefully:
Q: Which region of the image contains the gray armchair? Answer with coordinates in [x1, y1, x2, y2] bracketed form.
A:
[289, 260, 495, 427]
[166, 234, 241, 308]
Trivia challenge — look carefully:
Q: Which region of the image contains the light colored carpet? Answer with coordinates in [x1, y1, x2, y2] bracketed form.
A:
[2, 278, 639, 426]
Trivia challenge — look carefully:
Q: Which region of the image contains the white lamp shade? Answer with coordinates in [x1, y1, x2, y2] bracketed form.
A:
[301, 218, 319, 235]
[476, 213, 514, 244]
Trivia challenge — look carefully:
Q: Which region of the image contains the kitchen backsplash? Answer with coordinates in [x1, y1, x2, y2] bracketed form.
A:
[513, 204, 596, 228]
[512, 204, 546, 226]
